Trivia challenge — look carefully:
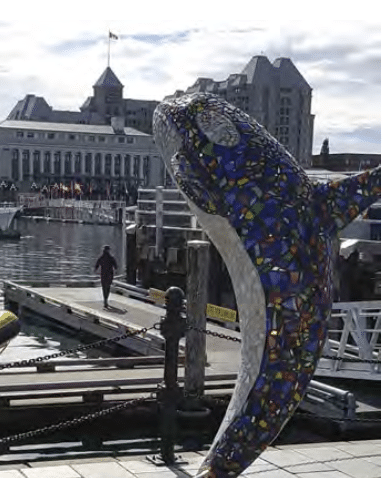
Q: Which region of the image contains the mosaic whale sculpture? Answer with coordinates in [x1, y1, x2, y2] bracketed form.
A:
[153, 93, 381, 478]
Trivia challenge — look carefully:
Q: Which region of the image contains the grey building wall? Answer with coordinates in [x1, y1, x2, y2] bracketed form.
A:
[166, 56, 314, 167]
[0, 120, 161, 193]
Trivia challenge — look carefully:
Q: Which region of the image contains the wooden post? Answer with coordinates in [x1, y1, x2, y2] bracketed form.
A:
[155, 186, 163, 258]
[125, 224, 136, 284]
[185, 240, 210, 397]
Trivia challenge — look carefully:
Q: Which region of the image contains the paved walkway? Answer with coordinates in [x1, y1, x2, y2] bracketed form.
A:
[0, 440, 380, 477]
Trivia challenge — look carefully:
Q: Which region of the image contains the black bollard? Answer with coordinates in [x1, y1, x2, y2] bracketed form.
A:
[148, 286, 187, 466]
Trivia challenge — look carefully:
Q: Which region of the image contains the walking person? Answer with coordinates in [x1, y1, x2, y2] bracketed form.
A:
[95, 245, 118, 308]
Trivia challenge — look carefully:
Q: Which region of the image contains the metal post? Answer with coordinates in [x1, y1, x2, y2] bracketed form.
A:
[125, 224, 136, 284]
[147, 286, 186, 466]
[155, 186, 163, 259]
[185, 240, 210, 398]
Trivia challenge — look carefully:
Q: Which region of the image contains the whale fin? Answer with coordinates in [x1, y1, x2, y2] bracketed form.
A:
[312, 166, 381, 235]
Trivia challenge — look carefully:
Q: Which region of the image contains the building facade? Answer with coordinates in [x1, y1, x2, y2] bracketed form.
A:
[7, 67, 159, 136]
[166, 56, 314, 167]
[0, 120, 163, 197]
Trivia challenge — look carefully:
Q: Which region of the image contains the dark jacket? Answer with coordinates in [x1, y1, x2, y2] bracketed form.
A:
[95, 251, 117, 284]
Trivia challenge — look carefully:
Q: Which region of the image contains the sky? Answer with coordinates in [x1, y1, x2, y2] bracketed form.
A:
[0, 1, 381, 156]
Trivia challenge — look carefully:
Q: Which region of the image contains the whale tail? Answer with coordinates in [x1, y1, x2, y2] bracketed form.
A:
[312, 166, 381, 236]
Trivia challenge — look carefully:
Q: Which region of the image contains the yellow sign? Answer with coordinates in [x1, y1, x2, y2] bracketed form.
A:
[206, 303, 237, 322]
[149, 288, 166, 304]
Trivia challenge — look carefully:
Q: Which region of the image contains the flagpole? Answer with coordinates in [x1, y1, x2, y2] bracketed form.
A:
[107, 32, 111, 67]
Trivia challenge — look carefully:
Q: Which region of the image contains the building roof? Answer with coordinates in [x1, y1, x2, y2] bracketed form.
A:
[0, 120, 149, 136]
[241, 55, 272, 83]
[94, 67, 123, 88]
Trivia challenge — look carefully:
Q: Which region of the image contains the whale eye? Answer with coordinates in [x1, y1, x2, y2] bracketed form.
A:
[196, 109, 240, 147]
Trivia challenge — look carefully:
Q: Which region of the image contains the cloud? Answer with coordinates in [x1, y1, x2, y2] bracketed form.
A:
[46, 36, 104, 55]
[0, 12, 380, 154]
[129, 30, 192, 45]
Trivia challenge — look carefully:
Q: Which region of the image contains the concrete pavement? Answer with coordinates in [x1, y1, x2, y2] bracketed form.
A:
[0, 440, 380, 477]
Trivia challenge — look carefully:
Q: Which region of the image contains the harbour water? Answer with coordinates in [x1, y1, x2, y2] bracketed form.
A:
[0, 217, 125, 363]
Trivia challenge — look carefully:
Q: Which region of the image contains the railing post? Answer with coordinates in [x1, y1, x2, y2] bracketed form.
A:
[155, 186, 164, 259]
[149, 286, 185, 466]
[185, 240, 210, 399]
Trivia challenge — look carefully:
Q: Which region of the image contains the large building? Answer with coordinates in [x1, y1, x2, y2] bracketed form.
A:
[0, 119, 162, 196]
[166, 55, 314, 167]
[1, 67, 165, 195]
[7, 67, 159, 136]
[3, 55, 314, 193]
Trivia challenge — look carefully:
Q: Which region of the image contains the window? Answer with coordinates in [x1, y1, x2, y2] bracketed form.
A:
[133, 155, 140, 178]
[88, 135, 95, 142]
[11, 149, 19, 180]
[85, 153, 92, 174]
[118, 137, 125, 143]
[44, 152, 51, 174]
[33, 151, 41, 176]
[105, 154, 112, 176]
[126, 137, 134, 144]
[74, 153, 82, 174]
[54, 151, 61, 175]
[16, 131, 24, 138]
[48, 132, 55, 139]
[64, 152, 72, 175]
[114, 154, 121, 176]
[124, 155, 131, 177]
[27, 132, 35, 138]
[95, 154, 101, 175]
[69, 134, 76, 140]
[98, 136, 106, 142]
[22, 150, 30, 177]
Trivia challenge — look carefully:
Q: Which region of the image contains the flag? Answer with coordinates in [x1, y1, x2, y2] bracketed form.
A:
[109, 31, 118, 40]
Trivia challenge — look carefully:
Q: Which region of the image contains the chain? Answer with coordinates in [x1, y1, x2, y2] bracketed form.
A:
[186, 324, 241, 343]
[186, 324, 381, 364]
[0, 325, 157, 370]
[0, 395, 151, 449]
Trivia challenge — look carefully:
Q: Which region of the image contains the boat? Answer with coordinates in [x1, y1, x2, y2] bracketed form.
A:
[0, 203, 21, 239]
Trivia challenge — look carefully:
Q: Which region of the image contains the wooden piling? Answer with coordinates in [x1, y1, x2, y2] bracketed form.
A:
[185, 240, 210, 397]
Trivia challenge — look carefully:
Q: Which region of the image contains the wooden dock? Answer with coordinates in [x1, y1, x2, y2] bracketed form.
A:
[0, 281, 380, 429]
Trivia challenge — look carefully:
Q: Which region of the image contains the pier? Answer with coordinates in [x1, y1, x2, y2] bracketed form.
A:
[18, 197, 126, 225]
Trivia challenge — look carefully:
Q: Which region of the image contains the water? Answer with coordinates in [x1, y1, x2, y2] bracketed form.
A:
[0, 217, 125, 362]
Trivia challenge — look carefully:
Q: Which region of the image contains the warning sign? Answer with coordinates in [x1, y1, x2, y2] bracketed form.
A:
[206, 303, 237, 322]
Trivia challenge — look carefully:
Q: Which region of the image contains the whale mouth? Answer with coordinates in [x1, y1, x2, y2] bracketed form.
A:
[171, 151, 230, 216]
